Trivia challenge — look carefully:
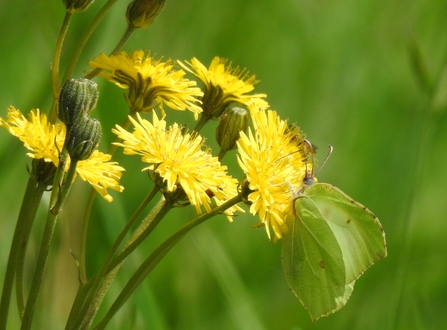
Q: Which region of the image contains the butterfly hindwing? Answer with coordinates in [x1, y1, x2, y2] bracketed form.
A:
[282, 195, 349, 322]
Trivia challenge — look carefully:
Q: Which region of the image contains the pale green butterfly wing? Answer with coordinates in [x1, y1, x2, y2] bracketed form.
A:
[282, 196, 351, 321]
[282, 182, 387, 321]
[302, 183, 387, 284]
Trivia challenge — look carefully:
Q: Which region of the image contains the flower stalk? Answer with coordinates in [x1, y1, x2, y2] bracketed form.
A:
[21, 159, 79, 329]
[68, 196, 173, 330]
[0, 173, 46, 328]
[94, 194, 243, 329]
[63, 0, 120, 81]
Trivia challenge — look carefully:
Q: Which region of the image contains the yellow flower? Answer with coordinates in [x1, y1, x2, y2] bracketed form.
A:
[113, 112, 242, 219]
[0, 106, 124, 202]
[178, 57, 269, 118]
[76, 150, 125, 202]
[88, 50, 204, 118]
[0, 106, 65, 164]
[236, 110, 311, 241]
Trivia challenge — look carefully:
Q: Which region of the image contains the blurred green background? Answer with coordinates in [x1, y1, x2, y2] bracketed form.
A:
[1, 0, 447, 329]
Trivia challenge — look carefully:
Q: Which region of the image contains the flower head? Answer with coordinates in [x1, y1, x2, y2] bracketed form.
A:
[88, 50, 203, 118]
[63, 0, 95, 13]
[126, 0, 166, 29]
[178, 57, 269, 118]
[236, 109, 311, 240]
[0, 106, 124, 202]
[113, 112, 242, 219]
[76, 150, 125, 202]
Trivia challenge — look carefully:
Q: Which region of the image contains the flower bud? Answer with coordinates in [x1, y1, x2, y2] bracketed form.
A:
[62, 0, 95, 13]
[216, 104, 248, 152]
[126, 0, 166, 29]
[66, 117, 102, 161]
[59, 78, 99, 127]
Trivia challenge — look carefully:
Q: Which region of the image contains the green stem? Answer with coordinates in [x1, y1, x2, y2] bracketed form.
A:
[20, 212, 58, 330]
[62, 0, 121, 83]
[48, 11, 73, 123]
[50, 158, 79, 215]
[21, 161, 78, 329]
[49, 148, 69, 213]
[107, 188, 162, 268]
[69, 197, 172, 330]
[65, 186, 160, 329]
[217, 149, 227, 161]
[78, 188, 96, 284]
[106, 199, 171, 273]
[84, 25, 136, 80]
[68, 113, 137, 328]
[65, 281, 94, 330]
[193, 113, 211, 133]
[94, 194, 243, 329]
[15, 187, 45, 320]
[78, 114, 134, 283]
[0, 177, 45, 329]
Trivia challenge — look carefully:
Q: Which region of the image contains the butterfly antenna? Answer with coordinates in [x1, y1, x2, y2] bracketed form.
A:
[314, 145, 333, 177]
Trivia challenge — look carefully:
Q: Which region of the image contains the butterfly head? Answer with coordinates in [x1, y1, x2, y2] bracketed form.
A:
[301, 140, 333, 188]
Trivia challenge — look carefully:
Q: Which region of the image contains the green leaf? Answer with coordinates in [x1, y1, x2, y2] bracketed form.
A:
[282, 182, 387, 322]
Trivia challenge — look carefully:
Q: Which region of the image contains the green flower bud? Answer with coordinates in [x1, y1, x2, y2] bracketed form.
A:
[126, 0, 166, 30]
[59, 78, 99, 127]
[62, 0, 95, 13]
[66, 117, 102, 161]
[216, 104, 248, 152]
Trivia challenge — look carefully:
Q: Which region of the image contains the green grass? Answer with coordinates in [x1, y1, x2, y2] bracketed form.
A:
[1, 0, 447, 329]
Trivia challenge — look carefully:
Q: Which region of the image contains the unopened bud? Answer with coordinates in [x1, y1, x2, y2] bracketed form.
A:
[126, 0, 165, 29]
[66, 117, 102, 160]
[59, 78, 99, 127]
[62, 0, 95, 13]
[216, 104, 248, 152]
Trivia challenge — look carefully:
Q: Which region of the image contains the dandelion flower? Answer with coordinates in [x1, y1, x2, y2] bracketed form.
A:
[113, 112, 242, 219]
[236, 110, 311, 240]
[0, 106, 124, 201]
[88, 50, 203, 118]
[179, 56, 269, 118]
[76, 150, 124, 202]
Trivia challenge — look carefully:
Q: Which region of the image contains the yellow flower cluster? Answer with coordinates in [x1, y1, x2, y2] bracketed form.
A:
[91, 50, 310, 238]
[0, 106, 124, 202]
[88, 50, 204, 118]
[113, 112, 242, 220]
[179, 56, 269, 117]
[237, 109, 310, 240]
[1, 51, 311, 238]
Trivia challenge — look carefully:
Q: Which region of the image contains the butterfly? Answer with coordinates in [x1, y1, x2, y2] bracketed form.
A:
[281, 141, 387, 321]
